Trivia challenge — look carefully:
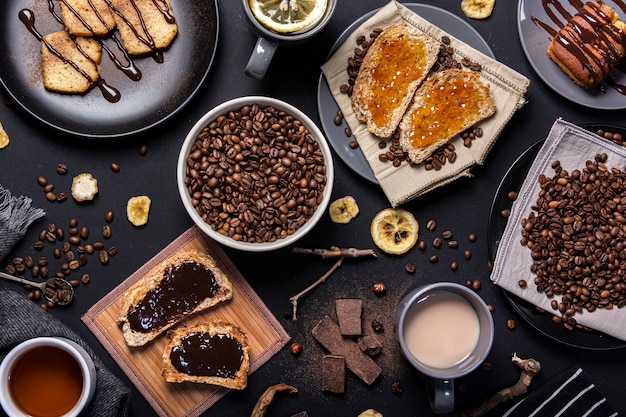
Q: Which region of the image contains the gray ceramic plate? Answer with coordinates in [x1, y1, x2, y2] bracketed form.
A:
[317, 3, 495, 184]
[0, 0, 218, 138]
[517, 0, 626, 110]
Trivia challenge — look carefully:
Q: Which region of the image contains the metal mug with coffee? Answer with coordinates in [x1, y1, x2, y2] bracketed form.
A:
[394, 282, 494, 413]
[242, 0, 336, 79]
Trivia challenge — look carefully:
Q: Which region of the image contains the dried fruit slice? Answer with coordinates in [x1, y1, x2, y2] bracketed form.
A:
[249, 0, 327, 34]
[71, 173, 98, 202]
[126, 195, 151, 226]
[370, 208, 419, 255]
[329, 196, 359, 224]
[0, 122, 9, 149]
[461, 0, 495, 19]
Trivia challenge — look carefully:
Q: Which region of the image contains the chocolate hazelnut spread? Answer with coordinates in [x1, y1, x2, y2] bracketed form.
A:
[126, 261, 221, 333]
[169, 332, 244, 378]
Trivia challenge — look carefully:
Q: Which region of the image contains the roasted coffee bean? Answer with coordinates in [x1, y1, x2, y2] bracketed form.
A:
[442, 230, 453, 240]
[373, 283, 386, 294]
[37, 176, 48, 186]
[79, 226, 89, 239]
[405, 263, 415, 274]
[432, 237, 442, 248]
[110, 162, 120, 173]
[69, 218, 78, 228]
[69, 236, 81, 245]
[81, 273, 91, 284]
[507, 191, 518, 201]
[468, 233, 477, 242]
[471, 279, 481, 291]
[481, 361, 493, 372]
[349, 140, 359, 149]
[105, 211, 114, 222]
[333, 110, 343, 126]
[463, 249, 472, 260]
[107, 246, 118, 256]
[518, 279, 527, 288]
[506, 319, 516, 330]
[429, 255, 438, 263]
[99, 250, 109, 264]
[447, 240, 458, 249]
[139, 144, 148, 155]
[418, 240, 427, 251]
[426, 219, 436, 231]
[4, 265, 16, 275]
[450, 261, 458, 271]
[45, 192, 57, 202]
[33, 241, 44, 250]
[184, 104, 327, 243]
[56, 163, 68, 175]
[93, 242, 104, 250]
[102, 225, 112, 239]
[44, 183, 54, 193]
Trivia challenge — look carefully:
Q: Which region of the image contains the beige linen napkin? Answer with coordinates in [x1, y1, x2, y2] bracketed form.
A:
[491, 119, 626, 342]
[321, 1, 529, 206]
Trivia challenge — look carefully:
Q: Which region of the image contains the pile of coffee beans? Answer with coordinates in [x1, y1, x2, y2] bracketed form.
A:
[184, 104, 327, 243]
[520, 154, 626, 330]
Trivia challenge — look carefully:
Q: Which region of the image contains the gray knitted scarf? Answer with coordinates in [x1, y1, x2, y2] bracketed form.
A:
[0, 186, 46, 263]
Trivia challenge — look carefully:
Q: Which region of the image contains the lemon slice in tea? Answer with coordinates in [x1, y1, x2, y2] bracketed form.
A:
[370, 208, 419, 255]
[250, 0, 328, 34]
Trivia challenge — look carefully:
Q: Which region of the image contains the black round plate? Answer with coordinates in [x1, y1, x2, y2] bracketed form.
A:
[488, 124, 626, 350]
[0, 0, 218, 139]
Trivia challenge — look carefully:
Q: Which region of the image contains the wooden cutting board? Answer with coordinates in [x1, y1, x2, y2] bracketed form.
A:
[82, 226, 290, 417]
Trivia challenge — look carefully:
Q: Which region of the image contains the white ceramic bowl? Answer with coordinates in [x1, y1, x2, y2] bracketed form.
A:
[177, 96, 334, 251]
[0, 337, 97, 417]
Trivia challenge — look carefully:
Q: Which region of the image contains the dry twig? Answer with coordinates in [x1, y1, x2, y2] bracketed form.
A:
[289, 246, 376, 320]
[250, 383, 298, 417]
[449, 353, 541, 417]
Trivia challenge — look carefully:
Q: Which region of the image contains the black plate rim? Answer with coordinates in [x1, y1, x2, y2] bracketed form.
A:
[488, 124, 626, 350]
[317, 3, 495, 184]
[0, 0, 219, 139]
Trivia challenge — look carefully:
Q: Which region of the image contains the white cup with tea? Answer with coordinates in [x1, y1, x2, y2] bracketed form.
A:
[0, 337, 97, 417]
[242, 0, 336, 79]
[394, 282, 494, 414]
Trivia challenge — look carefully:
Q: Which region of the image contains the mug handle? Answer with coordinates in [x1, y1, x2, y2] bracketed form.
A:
[245, 36, 278, 79]
[427, 377, 455, 414]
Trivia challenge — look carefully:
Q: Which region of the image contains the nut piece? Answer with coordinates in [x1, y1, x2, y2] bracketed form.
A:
[0, 121, 10, 149]
[358, 410, 383, 417]
[71, 173, 98, 202]
[290, 342, 303, 356]
[126, 195, 151, 226]
[328, 196, 359, 224]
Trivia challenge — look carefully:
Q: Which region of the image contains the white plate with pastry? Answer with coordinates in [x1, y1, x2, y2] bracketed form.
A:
[517, 0, 626, 110]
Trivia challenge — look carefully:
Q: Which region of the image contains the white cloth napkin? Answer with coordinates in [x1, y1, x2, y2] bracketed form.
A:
[491, 119, 626, 342]
[321, 1, 529, 206]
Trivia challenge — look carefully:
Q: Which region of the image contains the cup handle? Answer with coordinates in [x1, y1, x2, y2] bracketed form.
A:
[427, 377, 455, 414]
[245, 36, 278, 79]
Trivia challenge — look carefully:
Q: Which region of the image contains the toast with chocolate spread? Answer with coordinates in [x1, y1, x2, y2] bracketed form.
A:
[117, 250, 233, 347]
[162, 322, 250, 389]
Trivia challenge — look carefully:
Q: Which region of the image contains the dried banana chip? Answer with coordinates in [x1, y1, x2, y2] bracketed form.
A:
[126, 195, 151, 226]
[370, 208, 419, 255]
[358, 410, 383, 417]
[461, 0, 495, 19]
[329, 196, 359, 224]
[0, 122, 9, 149]
[71, 173, 98, 202]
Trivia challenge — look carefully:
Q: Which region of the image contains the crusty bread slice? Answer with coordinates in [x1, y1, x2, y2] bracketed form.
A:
[41, 30, 102, 94]
[399, 68, 496, 164]
[118, 250, 233, 347]
[351, 22, 440, 138]
[162, 322, 249, 389]
[60, 0, 117, 36]
[109, 0, 178, 56]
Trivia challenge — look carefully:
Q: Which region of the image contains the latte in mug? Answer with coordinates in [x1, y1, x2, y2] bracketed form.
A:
[403, 290, 480, 369]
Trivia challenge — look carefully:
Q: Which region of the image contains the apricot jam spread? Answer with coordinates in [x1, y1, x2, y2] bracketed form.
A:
[127, 261, 220, 333]
[367, 35, 429, 128]
[170, 332, 244, 378]
[406, 76, 485, 148]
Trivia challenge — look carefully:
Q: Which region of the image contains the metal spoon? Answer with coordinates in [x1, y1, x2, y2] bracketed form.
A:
[0, 271, 74, 305]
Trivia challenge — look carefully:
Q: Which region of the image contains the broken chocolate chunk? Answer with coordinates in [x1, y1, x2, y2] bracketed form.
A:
[312, 316, 381, 385]
[336, 299, 362, 336]
[322, 355, 345, 393]
[357, 335, 382, 356]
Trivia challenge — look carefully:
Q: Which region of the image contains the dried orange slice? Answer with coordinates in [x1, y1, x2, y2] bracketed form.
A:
[249, 0, 327, 34]
[370, 208, 419, 255]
